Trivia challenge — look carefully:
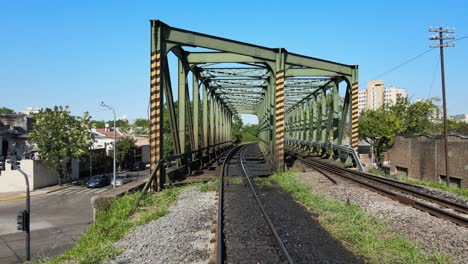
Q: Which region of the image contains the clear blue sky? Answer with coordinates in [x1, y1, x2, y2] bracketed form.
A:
[1, 0, 467, 124]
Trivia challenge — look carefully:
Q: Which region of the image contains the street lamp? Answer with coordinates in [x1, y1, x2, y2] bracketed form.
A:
[100, 101, 116, 189]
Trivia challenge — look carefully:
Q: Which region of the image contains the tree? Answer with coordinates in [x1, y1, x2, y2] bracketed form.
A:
[231, 114, 243, 145]
[447, 120, 468, 135]
[115, 137, 137, 170]
[391, 98, 438, 135]
[359, 98, 439, 166]
[133, 118, 150, 135]
[241, 124, 258, 143]
[90, 120, 106, 128]
[107, 119, 130, 133]
[0, 107, 14, 114]
[134, 118, 150, 128]
[29, 106, 91, 185]
[359, 108, 404, 165]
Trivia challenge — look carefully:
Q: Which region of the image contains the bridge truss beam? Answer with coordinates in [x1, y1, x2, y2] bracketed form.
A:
[150, 20, 358, 188]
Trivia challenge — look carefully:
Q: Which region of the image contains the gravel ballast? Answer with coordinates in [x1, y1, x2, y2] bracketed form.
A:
[109, 187, 216, 264]
[293, 161, 468, 264]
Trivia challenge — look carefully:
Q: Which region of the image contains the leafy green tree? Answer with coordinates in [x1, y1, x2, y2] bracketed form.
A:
[359, 108, 404, 165]
[134, 118, 149, 128]
[115, 136, 137, 170]
[359, 98, 439, 166]
[447, 120, 468, 135]
[241, 124, 258, 143]
[29, 106, 91, 185]
[90, 120, 106, 128]
[0, 107, 14, 114]
[391, 98, 438, 134]
[133, 118, 150, 135]
[231, 114, 243, 145]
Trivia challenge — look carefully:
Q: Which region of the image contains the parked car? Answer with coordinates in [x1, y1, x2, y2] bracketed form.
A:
[112, 174, 131, 187]
[86, 174, 111, 188]
[131, 162, 146, 171]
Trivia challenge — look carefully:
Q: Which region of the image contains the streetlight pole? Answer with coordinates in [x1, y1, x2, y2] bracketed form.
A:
[429, 26, 455, 187]
[100, 101, 117, 189]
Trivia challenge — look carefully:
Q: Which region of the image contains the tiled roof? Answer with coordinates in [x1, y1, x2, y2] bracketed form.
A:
[95, 128, 123, 138]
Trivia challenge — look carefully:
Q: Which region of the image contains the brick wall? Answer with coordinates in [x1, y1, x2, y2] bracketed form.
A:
[388, 135, 468, 188]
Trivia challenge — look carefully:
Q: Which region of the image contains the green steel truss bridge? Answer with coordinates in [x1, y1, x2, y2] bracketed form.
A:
[149, 20, 360, 189]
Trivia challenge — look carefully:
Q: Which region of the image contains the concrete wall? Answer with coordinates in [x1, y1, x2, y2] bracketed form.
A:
[388, 135, 468, 188]
[0, 160, 63, 192]
[0, 160, 33, 192]
[141, 145, 150, 163]
[32, 160, 60, 190]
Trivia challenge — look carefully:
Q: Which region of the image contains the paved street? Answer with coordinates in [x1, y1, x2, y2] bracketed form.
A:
[0, 170, 149, 263]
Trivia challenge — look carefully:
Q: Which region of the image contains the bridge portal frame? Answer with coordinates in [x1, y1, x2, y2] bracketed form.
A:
[150, 20, 358, 189]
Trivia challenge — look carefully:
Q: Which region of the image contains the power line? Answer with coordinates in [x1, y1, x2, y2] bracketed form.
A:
[372, 49, 434, 79]
[371, 34, 466, 80]
[427, 53, 439, 98]
[446, 35, 468, 44]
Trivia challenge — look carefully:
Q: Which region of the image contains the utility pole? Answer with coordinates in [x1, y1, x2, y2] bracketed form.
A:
[429, 26, 455, 187]
[100, 101, 117, 188]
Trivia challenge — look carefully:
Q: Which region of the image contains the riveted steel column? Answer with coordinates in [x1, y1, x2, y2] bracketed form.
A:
[214, 100, 219, 146]
[178, 60, 187, 154]
[332, 81, 340, 143]
[193, 75, 200, 153]
[269, 74, 276, 161]
[210, 97, 215, 149]
[350, 68, 359, 150]
[311, 96, 318, 142]
[305, 102, 310, 141]
[325, 86, 336, 154]
[275, 50, 286, 171]
[321, 89, 328, 143]
[203, 85, 209, 151]
[150, 21, 165, 190]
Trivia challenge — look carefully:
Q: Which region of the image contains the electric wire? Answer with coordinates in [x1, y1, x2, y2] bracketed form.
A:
[371, 34, 467, 81]
[427, 54, 439, 98]
[372, 49, 434, 80]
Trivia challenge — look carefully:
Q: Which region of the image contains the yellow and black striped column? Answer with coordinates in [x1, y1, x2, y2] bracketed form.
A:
[150, 50, 163, 190]
[275, 70, 285, 171]
[351, 82, 359, 151]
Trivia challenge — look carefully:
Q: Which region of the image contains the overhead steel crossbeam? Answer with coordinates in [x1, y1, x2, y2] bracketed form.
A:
[200, 67, 268, 79]
[150, 20, 358, 184]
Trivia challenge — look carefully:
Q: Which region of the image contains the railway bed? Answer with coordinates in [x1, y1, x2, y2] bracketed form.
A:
[216, 143, 362, 264]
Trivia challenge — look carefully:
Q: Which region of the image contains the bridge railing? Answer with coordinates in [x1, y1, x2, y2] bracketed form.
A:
[164, 141, 233, 183]
[286, 139, 363, 171]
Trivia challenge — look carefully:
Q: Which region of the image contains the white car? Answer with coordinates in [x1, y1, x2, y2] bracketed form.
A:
[113, 174, 131, 187]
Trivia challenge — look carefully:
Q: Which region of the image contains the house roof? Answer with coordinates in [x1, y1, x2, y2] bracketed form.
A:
[121, 132, 149, 146]
[94, 128, 124, 139]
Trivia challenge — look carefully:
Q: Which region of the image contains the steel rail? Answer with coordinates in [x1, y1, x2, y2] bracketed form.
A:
[240, 144, 295, 264]
[305, 154, 468, 215]
[289, 151, 468, 228]
[216, 145, 241, 264]
[286, 147, 468, 214]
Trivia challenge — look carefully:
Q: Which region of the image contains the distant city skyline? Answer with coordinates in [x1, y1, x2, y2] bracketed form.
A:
[1, 1, 467, 125]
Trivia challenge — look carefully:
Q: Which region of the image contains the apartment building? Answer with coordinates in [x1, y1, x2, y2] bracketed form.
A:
[452, 114, 468, 123]
[358, 80, 407, 116]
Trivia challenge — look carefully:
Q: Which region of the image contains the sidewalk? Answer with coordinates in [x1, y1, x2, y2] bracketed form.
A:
[0, 184, 72, 201]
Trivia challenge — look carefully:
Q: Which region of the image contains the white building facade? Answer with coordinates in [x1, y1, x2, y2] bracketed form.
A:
[358, 80, 407, 116]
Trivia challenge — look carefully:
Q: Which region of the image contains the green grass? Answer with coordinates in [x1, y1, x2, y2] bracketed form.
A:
[400, 177, 468, 199]
[367, 168, 468, 199]
[43, 183, 211, 264]
[227, 176, 244, 185]
[269, 171, 451, 264]
[241, 132, 257, 143]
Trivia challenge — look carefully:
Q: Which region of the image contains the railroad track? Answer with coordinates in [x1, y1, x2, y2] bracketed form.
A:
[216, 144, 294, 264]
[286, 147, 468, 228]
